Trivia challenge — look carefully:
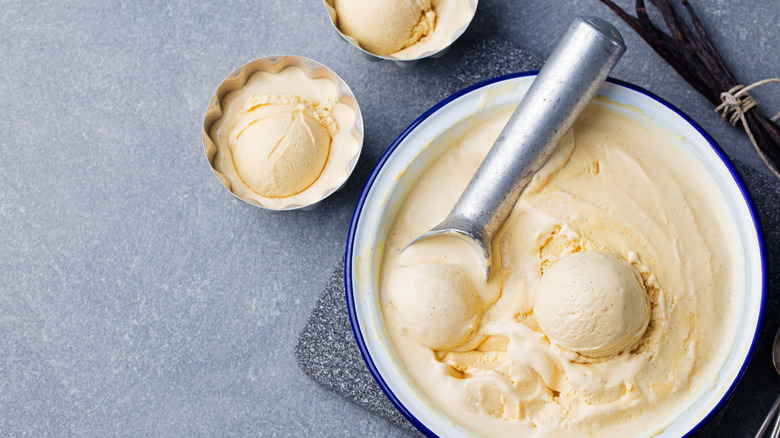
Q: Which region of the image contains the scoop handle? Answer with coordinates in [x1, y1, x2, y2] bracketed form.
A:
[437, 17, 626, 253]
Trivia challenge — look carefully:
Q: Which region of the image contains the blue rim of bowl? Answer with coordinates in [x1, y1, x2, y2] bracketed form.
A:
[344, 71, 766, 438]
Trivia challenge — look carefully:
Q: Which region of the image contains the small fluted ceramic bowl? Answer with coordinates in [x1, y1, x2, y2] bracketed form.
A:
[346, 73, 764, 437]
[323, 0, 478, 64]
[203, 55, 363, 211]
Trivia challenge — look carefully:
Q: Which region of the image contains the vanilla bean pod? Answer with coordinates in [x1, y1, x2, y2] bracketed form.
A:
[597, 0, 780, 178]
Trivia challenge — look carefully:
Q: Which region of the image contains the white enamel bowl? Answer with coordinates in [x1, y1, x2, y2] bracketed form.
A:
[345, 72, 765, 437]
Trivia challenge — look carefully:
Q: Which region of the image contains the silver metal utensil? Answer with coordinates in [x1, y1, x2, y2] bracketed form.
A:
[754, 325, 780, 438]
[407, 16, 626, 278]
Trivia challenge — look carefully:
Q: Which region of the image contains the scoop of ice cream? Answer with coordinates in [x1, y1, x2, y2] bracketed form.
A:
[385, 262, 481, 350]
[334, 0, 436, 56]
[229, 100, 331, 198]
[534, 251, 650, 357]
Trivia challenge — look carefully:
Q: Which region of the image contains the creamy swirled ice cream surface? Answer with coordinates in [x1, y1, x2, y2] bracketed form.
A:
[379, 101, 739, 437]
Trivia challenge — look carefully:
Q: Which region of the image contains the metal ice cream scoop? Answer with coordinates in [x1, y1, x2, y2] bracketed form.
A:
[407, 16, 626, 278]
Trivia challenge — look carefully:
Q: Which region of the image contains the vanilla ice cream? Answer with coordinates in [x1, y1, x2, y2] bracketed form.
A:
[380, 101, 739, 437]
[385, 261, 482, 350]
[208, 63, 360, 209]
[534, 250, 650, 357]
[229, 96, 333, 198]
[326, 0, 475, 60]
[333, 0, 435, 55]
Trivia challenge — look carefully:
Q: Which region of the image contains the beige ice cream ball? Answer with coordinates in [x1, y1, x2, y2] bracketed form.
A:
[534, 250, 650, 358]
[229, 101, 332, 198]
[386, 262, 482, 350]
[333, 0, 436, 56]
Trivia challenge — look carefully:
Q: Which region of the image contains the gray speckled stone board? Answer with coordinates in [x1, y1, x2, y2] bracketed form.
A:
[0, 1, 778, 437]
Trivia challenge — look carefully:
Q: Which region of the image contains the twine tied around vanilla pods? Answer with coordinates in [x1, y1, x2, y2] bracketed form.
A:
[598, 0, 780, 181]
[716, 79, 780, 178]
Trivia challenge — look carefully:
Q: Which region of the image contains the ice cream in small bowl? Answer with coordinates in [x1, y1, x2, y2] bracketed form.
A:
[346, 73, 764, 437]
[323, 0, 478, 62]
[203, 55, 363, 210]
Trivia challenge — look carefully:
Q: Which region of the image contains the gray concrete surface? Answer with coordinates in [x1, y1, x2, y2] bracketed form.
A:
[0, 0, 778, 436]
